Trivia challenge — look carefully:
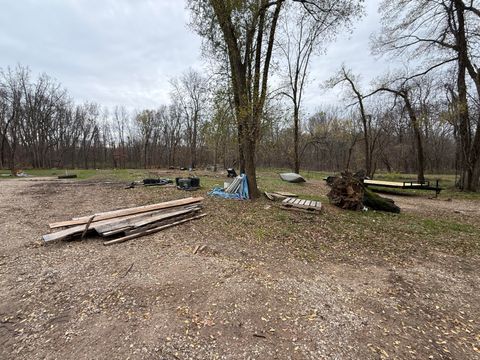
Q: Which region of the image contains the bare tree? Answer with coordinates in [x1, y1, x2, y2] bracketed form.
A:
[373, 0, 480, 190]
[170, 69, 208, 169]
[368, 78, 428, 182]
[135, 110, 157, 169]
[1, 66, 29, 173]
[113, 106, 129, 168]
[329, 66, 377, 177]
[277, 3, 362, 173]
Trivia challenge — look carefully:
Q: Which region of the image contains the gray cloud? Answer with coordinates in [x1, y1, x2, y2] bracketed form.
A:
[0, 0, 203, 109]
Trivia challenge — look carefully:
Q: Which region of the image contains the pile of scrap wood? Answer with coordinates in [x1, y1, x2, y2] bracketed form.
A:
[42, 197, 206, 246]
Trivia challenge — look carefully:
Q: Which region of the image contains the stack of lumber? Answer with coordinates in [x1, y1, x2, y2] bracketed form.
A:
[42, 197, 206, 246]
[225, 176, 243, 193]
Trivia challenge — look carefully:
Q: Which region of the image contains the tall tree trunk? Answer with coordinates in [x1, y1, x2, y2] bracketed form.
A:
[191, 114, 198, 169]
[243, 135, 258, 198]
[455, 0, 474, 190]
[293, 105, 300, 174]
[9, 140, 16, 175]
[237, 119, 245, 173]
[144, 143, 148, 169]
[404, 97, 425, 182]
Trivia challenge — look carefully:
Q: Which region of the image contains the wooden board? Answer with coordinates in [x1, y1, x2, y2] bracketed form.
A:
[364, 180, 423, 187]
[281, 197, 322, 212]
[103, 213, 208, 246]
[272, 191, 298, 197]
[49, 197, 203, 229]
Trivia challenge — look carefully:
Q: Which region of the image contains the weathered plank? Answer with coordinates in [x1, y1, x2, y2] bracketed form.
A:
[49, 197, 203, 229]
[273, 191, 298, 197]
[103, 213, 208, 246]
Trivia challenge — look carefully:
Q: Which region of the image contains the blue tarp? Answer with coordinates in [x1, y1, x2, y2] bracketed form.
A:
[208, 174, 250, 200]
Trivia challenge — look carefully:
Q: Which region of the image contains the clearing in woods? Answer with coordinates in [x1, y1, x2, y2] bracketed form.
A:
[0, 169, 479, 359]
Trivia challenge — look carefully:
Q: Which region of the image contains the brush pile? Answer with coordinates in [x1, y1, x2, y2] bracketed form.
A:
[42, 197, 206, 246]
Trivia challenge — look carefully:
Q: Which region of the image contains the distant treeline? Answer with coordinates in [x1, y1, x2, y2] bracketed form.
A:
[0, 65, 459, 176]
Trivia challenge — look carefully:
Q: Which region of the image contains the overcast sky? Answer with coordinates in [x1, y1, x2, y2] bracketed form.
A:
[0, 0, 393, 114]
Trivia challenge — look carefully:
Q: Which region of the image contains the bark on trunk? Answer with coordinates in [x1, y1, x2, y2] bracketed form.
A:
[244, 137, 258, 198]
[293, 106, 300, 174]
[404, 97, 425, 182]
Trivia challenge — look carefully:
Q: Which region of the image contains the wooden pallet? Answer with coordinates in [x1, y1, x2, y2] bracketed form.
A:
[282, 197, 322, 212]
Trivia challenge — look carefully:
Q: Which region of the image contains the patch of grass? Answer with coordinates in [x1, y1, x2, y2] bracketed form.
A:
[417, 218, 477, 235]
[5, 166, 478, 262]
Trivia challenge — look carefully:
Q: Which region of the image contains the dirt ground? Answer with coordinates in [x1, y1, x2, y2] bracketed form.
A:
[1, 177, 479, 359]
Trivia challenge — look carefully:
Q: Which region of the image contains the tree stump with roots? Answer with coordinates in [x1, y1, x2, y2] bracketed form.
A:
[327, 171, 400, 213]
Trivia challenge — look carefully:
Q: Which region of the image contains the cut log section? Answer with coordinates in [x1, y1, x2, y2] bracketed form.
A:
[281, 197, 322, 212]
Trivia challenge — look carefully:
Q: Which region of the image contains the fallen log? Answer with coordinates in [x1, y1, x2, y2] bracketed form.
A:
[363, 188, 400, 213]
[103, 213, 207, 246]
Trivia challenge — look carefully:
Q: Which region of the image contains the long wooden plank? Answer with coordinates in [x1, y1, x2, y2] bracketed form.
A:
[124, 212, 197, 236]
[49, 197, 203, 229]
[273, 191, 298, 197]
[72, 196, 202, 222]
[103, 213, 207, 246]
[364, 179, 424, 187]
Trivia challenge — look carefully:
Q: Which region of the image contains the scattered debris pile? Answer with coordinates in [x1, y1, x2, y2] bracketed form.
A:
[326, 171, 400, 213]
[176, 176, 200, 191]
[42, 197, 206, 245]
[126, 178, 173, 189]
[209, 174, 249, 200]
[227, 168, 237, 178]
